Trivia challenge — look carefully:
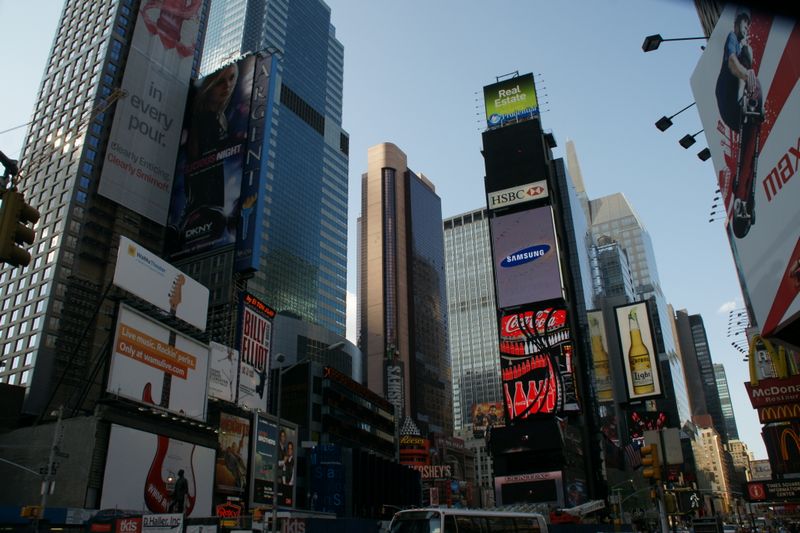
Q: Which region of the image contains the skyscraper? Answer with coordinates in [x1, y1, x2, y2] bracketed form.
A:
[0, 0, 210, 414]
[443, 209, 502, 430]
[714, 362, 739, 441]
[199, 0, 349, 336]
[358, 143, 452, 436]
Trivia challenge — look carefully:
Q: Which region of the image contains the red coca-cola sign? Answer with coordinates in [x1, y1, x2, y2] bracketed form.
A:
[501, 308, 567, 339]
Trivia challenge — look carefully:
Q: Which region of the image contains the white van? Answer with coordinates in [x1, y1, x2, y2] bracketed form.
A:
[389, 508, 548, 533]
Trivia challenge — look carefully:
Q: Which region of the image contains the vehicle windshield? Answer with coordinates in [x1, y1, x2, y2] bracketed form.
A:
[390, 511, 442, 533]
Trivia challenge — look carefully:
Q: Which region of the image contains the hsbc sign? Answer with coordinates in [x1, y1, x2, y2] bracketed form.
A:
[487, 180, 548, 209]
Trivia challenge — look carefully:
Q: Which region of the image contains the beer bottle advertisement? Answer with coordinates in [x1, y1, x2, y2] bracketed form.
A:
[614, 301, 661, 400]
[587, 310, 613, 403]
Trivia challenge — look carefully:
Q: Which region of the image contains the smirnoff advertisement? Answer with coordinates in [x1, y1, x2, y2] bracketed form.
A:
[498, 305, 580, 421]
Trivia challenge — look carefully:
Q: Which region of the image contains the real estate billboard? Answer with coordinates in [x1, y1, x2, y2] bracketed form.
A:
[483, 73, 539, 129]
[491, 206, 563, 309]
[114, 236, 209, 331]
[614, 302, 662, 401]
[100, 424, 214, 517]
[107, 304, 210, 420]
[498, 306, 580, 421]
[691, 7, 800, 338]
[98, 1, 201, 224]
[166, 53, 276, 272]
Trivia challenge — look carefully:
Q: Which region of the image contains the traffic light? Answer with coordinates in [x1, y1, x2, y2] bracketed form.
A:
[0, 190, 39, 267]
[20, 506, 42, 518]
[252, 508, 263, 522]
[641, 443, 662, 481]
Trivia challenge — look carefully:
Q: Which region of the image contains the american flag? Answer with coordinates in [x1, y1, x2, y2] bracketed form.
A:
[623, 441, 643, 469]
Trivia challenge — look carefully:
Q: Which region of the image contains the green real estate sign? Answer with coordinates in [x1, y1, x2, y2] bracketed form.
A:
[483, 73, 539, 128]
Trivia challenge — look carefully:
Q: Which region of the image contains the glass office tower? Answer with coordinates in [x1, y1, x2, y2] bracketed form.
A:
[200, 0, 349, 336]
[444, 209, 502, 430]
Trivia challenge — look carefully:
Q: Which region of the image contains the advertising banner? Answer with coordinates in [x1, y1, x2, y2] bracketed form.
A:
[587, 310, 614, 404]
[483, 73, 539, 128]
[750, 458, 773, 481]
[235, 53, 276, 273]
[486, 180, 548, 211]
[99, 2, 201, 224]
[310, 444, 345, 516]
[745, 373, 800, 407]
[470, 402, 504, 435]
[166, 55, 256, 261]
[494, 470, 562, 507]
[114, 237, 209, 331]
[498, 306, 580, 421]
[208, 342, 238, 403]
[216, 413, 250, 496]
[614, 302, 662, 401]
[251, 414, 298, 509]
[691, 7, 800, 338]
[747, 479, 800, 502]
[235, 292, 274, 410]
[107, 304, 209, 420]
[763, 420, 800, 475]
[142, 515, 184, 533]
[100, 424, 214, 517]
[491, 206, 563, 309]
[759, 402, 800, 423]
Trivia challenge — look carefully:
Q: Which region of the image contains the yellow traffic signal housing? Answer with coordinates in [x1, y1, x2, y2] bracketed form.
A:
[0, 190, 40, 267]
[252, 508, 264, 522]
[641, 443, 662, 481]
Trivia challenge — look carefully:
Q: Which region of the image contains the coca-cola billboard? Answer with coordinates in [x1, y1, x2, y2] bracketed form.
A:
[498, 305, 580, 421]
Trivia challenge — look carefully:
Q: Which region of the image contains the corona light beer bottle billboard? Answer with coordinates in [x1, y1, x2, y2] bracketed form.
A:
[615, 302, 661, 400]
[587, 311, 613, 402]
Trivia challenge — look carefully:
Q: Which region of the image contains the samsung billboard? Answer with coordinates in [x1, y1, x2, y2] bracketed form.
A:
[491, 206, 563, 309]
[691, 7, 800, 340]
[483, 73, 540, 129]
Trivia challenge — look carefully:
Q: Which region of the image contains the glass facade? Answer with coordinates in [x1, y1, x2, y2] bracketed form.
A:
[444, 209, 502, 430]
[408, 174, 452, 435]
[200, 0, 349, 336]
[714, 362, 739, 441]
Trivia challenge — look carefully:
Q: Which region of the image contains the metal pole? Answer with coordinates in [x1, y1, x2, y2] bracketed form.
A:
[271, 369, 282, 533]
[39, 406, 63, 531]
[656, 484, 670, 533]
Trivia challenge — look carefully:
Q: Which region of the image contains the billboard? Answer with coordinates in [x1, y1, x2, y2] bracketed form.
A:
[486, 180, 548, 210]
[100, 424, 214, 517]
[586, 310, 614, 403]
[114, 236, 209, 331]
[208, 342, 239, 403]
[483, 73, 539, 128]
[236, 292, 275, 410]
[491, 206, 563, 309]
[99, 2, 201, 224]
[494, 470, 562, 507]
[166, 54, 276, 272]
[471, 402, 504, 434]
[498, 306, 580, 421]
[763, 421, 800, 475]
[690, 7, 800, 338]
[216, 412, 250, 496]
[310, 444, 345, 516]
[251, 414, 298, 508]
[614, 302, 662, 401]
[107, 304, 210, 420]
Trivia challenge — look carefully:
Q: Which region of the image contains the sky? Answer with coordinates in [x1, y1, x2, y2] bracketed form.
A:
[0, 0, 766, 458]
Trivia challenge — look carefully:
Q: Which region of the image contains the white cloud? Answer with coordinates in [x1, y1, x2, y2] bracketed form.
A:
[717, 300, 738, 314]
[346, 290, 357, 344]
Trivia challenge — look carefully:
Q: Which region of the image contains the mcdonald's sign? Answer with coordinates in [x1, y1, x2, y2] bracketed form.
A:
[759, 402, 800, 423]
[745, 374, 800, 408]
[763, 422, 800, 475]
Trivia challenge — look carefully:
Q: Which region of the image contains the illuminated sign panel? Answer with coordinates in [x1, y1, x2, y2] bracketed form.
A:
[483, 73, 539, 129]
[614, 301, 662, 401]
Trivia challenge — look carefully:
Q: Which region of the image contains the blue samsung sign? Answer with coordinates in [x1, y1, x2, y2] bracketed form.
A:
[500, 244, 550, 268]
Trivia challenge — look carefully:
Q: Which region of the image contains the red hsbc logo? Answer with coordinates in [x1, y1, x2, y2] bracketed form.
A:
[488, 180, 548, 209]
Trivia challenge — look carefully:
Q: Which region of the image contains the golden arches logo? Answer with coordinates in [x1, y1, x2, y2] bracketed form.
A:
[779, 428, 800, 461]
[759, 403, 800, 423]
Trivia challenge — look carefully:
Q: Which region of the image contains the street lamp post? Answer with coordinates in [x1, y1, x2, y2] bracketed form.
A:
[610, 479, 633, 524]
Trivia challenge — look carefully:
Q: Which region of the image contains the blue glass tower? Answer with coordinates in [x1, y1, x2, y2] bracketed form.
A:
[200, 0, 348, 336]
